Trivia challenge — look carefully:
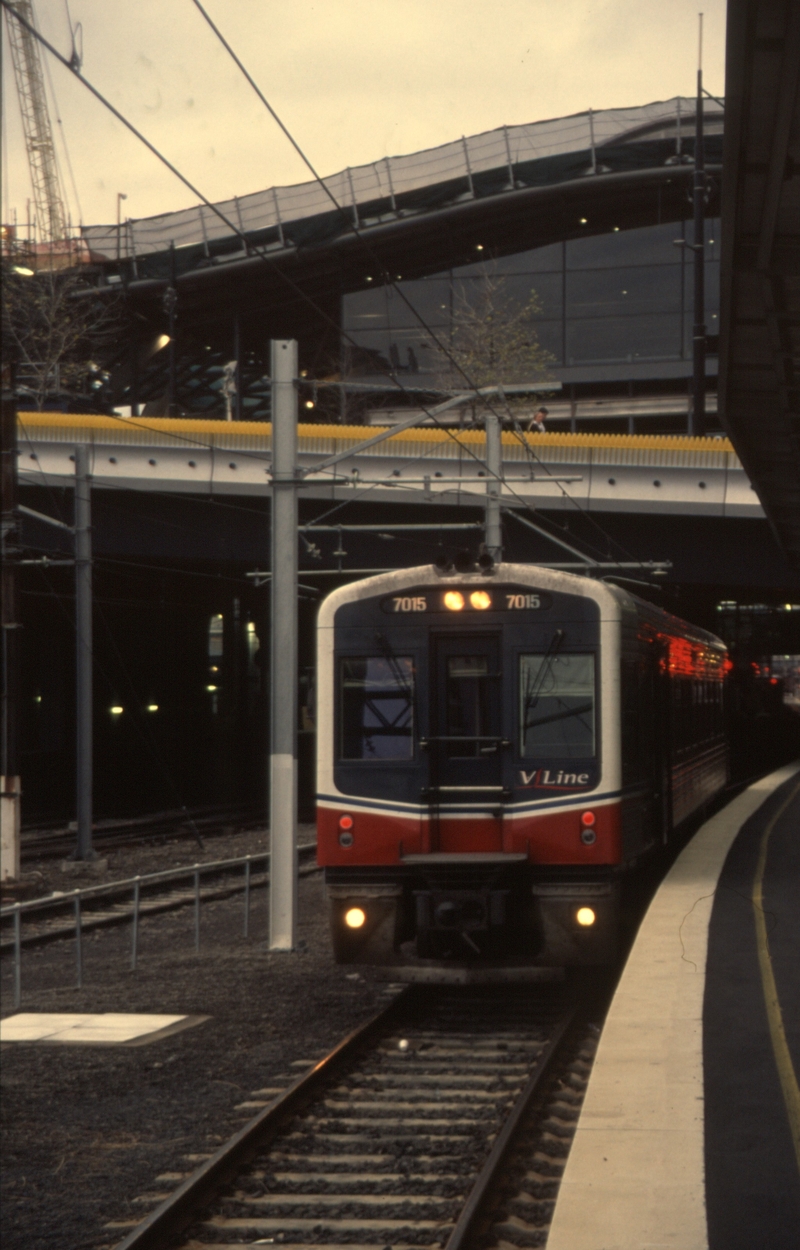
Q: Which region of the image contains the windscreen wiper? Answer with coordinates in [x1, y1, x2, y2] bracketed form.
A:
[521, 628, 565, 728]
[524, 701, 593, 730]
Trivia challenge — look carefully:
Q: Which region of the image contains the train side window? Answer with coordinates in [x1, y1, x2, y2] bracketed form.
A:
[519, 653, 595, 759]
[339, 656, 415, 760]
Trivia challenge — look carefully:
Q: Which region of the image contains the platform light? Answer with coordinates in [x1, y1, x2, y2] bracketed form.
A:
[13, 265, 34, 276]
[576, 907, 596, 927]
[344, 907, 366, 929]
[153, 333, 171, 352]
[579, 217, 588, 224]
[443, 590, 465, 611]
[147, 704, 159, 712]
[206, 684, 218, 692]
[469, 590, 492, 610]
[110, 705, 124, 716]
[305, 400, 315, 409]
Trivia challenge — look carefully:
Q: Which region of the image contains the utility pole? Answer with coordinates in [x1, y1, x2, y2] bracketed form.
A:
[484, 408, 503, 561]
[691, 13, 706, 438]
[269, 340, 298, 950]
[1, 394, 21, 883]
[165, 242, 178, 416]
[73, 445, 96, 861]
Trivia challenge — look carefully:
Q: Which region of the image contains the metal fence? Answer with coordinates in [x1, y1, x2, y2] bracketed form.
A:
[1, 844, 316, 1008]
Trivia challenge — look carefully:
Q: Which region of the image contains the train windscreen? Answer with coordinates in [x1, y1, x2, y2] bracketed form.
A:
[340, 656, 415, 760]
[519, 653, 596, 759]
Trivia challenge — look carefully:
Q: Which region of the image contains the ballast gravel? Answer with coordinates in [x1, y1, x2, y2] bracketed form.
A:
[0, 852, 386, 1250]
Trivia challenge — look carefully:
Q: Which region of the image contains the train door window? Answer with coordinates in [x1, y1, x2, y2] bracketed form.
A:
[340, 657, 415, 760]
[519, 653, 595, 759]
[445, 656, 492, 757]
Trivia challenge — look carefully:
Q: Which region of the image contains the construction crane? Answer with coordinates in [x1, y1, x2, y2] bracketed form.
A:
[4, 0, 68, 244]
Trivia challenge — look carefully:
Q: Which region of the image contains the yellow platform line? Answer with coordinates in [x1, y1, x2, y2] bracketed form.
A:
[752, 777, 800, 1175]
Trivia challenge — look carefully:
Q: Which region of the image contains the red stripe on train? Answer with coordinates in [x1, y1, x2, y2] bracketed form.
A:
[317, 803, 622, 866]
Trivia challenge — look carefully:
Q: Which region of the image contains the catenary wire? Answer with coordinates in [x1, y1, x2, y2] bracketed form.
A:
[6, 0, 653, 572]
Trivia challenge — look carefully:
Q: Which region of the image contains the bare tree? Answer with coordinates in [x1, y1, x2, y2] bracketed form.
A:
[1, 264, 123, 409]
[433, 269, 556, 407]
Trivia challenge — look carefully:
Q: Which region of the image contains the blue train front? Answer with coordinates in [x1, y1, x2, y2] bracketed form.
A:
[316, 563, 728, 976]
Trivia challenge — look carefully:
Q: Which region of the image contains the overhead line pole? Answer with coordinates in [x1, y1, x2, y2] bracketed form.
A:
[269, 340, 298, 951]
[1, 395, 22, 883]
[484, 409, 503, 560]
[73, 445, 96, 862]
[691, 14, 706, 438]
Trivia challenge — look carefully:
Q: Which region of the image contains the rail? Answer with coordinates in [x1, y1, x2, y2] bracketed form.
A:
[110, 986, 579, 1250]
[1, 842, 317, 1008]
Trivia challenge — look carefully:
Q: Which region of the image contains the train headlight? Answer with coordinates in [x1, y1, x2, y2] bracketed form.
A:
[443, 591, 465, 611]
[576, 906, 596, 927]
[469, 590, 492, 610]
[344, 907, 366, 929]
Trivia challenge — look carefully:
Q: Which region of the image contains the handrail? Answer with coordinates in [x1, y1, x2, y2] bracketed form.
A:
[0, 841, 316, 919]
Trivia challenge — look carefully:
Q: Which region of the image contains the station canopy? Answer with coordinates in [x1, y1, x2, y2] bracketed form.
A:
[81, 96, 723, 277]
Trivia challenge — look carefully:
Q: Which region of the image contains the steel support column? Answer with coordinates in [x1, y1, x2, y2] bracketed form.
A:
[74, 445, 95, 860]
[269, 340, 298, 950]
[484, 410, 503, 560]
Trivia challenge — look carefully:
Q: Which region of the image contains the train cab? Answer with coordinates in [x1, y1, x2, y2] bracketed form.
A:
[316, 562, 727, 975]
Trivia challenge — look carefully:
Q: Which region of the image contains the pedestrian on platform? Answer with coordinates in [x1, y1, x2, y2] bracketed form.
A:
[528, 406, 549, 433]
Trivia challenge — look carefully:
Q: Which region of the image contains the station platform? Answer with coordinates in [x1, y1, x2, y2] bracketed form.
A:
[547, 761, 800, 1250]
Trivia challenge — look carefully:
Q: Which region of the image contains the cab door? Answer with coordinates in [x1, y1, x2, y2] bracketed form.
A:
[429, 633, 504, 851]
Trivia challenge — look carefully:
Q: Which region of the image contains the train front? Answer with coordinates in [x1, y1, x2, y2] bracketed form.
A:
[316, 563, 622, 976]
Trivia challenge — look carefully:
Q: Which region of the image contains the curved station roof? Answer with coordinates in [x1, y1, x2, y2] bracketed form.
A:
[84, 97, 723, 316]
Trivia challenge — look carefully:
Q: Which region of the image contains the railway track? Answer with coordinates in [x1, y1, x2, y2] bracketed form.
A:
[109, 984, 590, 1250]
[20, 806, 262, 861]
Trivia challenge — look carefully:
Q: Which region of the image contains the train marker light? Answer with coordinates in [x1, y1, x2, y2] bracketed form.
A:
[581, 811, 596, 826]
[338, 815, 355, 847]
[469, 590, 492, 610]
[344, 907, 366, 929]
[443, 591, 465, 611]
[338, 815, 354, 830]
[576, 907, 596, 927]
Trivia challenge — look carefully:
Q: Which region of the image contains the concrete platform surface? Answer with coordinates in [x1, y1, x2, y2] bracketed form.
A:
[0, 1012, 203, 1044]
[546, 761, 800, 1250]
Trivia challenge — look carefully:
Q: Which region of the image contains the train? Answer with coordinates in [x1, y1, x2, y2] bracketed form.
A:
[316, 559, 729, 977]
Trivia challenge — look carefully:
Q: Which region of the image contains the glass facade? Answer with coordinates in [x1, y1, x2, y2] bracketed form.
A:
[342, 219, 720, 381]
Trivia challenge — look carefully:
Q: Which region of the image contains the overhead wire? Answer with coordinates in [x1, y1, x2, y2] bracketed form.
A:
[6, 0, 655, 574]
[188, 0, 654, 572]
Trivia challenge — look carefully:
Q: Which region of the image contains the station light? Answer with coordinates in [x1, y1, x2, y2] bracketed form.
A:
[576, 907, 596, 927]
[147, 704, 159, 712]
[13, 265, 34, 276]
[344, 907, 366, 929]
[110, 705, 124, 716]
[443, 591, 465, 611]
[305, 400, 315, 409]
[469, 590, 492, 610]
[579, 217, 588, 225]
[206, 684, 218, 692]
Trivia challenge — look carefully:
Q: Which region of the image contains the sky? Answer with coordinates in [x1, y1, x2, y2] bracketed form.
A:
[1, 0, 728, 230]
